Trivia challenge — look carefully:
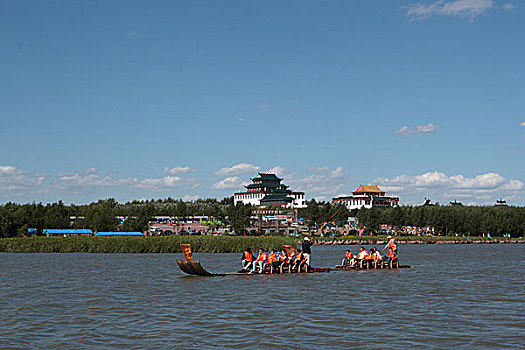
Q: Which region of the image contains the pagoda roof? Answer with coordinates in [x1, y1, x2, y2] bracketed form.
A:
[252, 173, 281, 181]
[353, 185, 385, 194]
[246, 183, 287, 189]
[260, 193, 293, 203]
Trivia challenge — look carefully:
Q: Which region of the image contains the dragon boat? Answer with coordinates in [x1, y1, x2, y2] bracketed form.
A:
[176, 244, 413, 277]
[176, 259, 331, 276]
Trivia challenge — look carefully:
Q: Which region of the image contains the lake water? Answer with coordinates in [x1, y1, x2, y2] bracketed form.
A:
[1, 244, 524, 349]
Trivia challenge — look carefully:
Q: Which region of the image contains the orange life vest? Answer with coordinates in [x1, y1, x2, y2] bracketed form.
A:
[357, 250, 369, 259]
[257, 252, 267, 262]
[268, 252, 277, 263]
[279, 252, 287, 262]
[296, 252, 304, 262]
[243, 251, 253, 262]
[387, 250, 397, 259]
[345, 252, 353, 260]
[388, 239, 397, 249]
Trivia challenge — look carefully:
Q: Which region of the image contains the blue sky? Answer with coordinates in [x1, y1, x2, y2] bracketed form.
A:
[1, 0, 524, 205]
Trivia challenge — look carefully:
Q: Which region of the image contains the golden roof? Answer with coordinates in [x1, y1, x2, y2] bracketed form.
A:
[353, 185, 385, 193]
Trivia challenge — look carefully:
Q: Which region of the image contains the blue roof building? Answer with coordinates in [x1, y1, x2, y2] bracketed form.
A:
[95, 232, 144, 236]
[43, 229, 93, 235]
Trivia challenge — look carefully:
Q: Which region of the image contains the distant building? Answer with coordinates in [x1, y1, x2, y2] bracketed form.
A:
[495, 198, 508, 206]
[422, 197, 434, 206]
[332, 185, 399, 210]
[234, 173, 306, 208]
[95, 232, 144, 236]
[448, 200, 463, 207]
[43, 229, 93, 236]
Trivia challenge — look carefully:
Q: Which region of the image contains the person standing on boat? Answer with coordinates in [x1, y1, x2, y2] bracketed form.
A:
[301, 236, 313, 266]
[381, 235, 397, 254]
[241, 248, 254, 271]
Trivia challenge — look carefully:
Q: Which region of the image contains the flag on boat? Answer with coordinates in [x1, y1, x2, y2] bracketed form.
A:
[181, 244, 193, 260]
[283, 245, 295, 257]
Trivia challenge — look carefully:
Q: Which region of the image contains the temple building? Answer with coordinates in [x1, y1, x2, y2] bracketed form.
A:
[234, 173, 306, 208]
[332, 185, 399, 210]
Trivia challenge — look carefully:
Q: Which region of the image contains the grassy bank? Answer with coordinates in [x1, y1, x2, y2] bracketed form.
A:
[0, 236, 297, 253]
[312, 235, 522, 244]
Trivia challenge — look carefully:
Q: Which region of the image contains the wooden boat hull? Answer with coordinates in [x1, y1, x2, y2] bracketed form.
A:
[176, 260, 413, 277]
[334, 264, 414, 270]
[176, 259, 330, 276]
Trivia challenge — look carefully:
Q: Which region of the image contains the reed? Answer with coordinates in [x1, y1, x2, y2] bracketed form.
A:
[0, 236, 298, 253]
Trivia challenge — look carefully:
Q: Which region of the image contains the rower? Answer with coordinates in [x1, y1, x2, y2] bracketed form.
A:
[241, 247, 254, 271]
[369, 247, 382, 267]
[386, 247, 398, 266]
[278, 250, 289, 265]
[252, 248, 268, 273]
[293, 249, 305, 270]
[268, 249, 279, 270]
[356, 246, 369, 267]
[342, 249, 355, 267]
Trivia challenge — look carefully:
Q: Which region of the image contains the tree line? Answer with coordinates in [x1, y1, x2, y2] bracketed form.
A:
[298, 200, 525, 237]
[0, 198, 524, 238]
[0, 197, 252, 238]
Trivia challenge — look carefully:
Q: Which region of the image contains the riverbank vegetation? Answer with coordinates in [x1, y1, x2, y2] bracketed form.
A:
[0, 236, 297, 253]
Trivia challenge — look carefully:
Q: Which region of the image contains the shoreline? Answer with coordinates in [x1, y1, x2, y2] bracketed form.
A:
[314, 238, 525, 245]
[0, 235, 523, 254]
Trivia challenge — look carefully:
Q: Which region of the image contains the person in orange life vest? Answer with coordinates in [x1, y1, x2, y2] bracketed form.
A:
[278, 250, 289, 265]
[356, 246, 369, 262]
[252, 248, 267, 273]
[241, 247, 254, 271]
[342, 249, 355, 267]
[386, 247, 398, 265]
[381, 235, 397, 254]
[293, 249, 305, 269]
[370, 247, 382, 261]
[267, 249, 279, 270]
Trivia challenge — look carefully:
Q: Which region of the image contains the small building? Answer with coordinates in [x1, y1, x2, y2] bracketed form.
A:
[448, 200, 463, 207]
[95, 232, 144, 236]
[332, 185, 399, 210]
[234, 173, 306, 208]
[495, 198, 508, 206]
[43, 229, 93, 236]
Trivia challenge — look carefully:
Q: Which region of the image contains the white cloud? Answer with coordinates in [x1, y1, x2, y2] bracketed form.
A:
[56, 171, 135, 190]
[376, 171, 524, 205]
[396, 123, 438, 135]
[214, 163, 261, 177]
[182, 194, 200, 201]
[55, 168, 199, 192]
[164, 166, 197, 175]
[503, 3, 513, 10]
[212, 176, 249, 190]
[128, 30, 145, 39]
[0, 165, 47, 191]
[406, 0, 493, 20]
[501, 180, 524, 191]
[133, 176, 199, 192]
[268, 166, 288, 177]
[283, 166, 352, 201]
[520, 121, 525, 126]
[261, 105, 271, 111]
